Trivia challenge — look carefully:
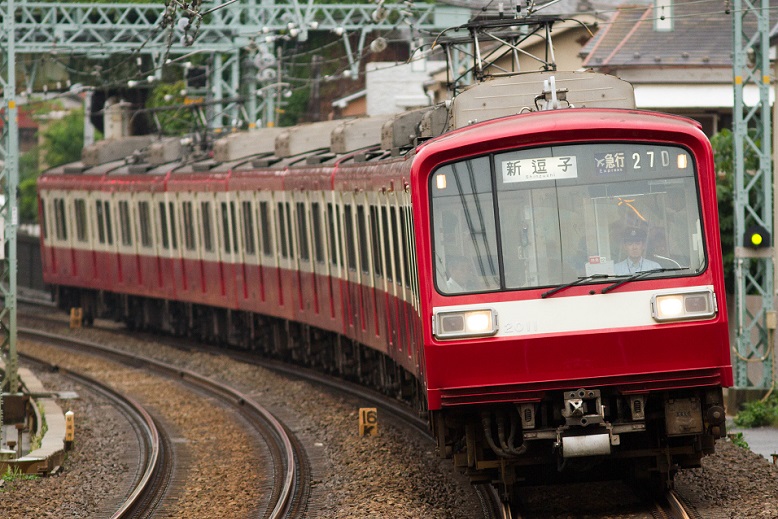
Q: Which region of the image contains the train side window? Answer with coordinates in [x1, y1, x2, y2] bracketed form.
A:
[357, 205, 369, 274]
[182, 201, 196, 251]
[119, 200, 132, 246]
[241, 201, 256, 256]
[400, 207, 411, 288]
[277, 201, 288, 258]
[201, 201, 213, 252]
[390, 206, 402, 286]
[344, 204, 356, 270]
[159, 202, 169, 249]
[229, 201, 239, 255]
[370, 205, 382, 277]
[296, 201, 310, 261]
[381, 205, 392, 282]
[41, 200, 48, 240]
[285, 202, 295, 259]
[55, 198, 67, 240]
[138, 201, 153, 248]
[327, 202, 338, 267]
[168, 201, 178, 250]
[74, 199, 88, 243]
[220, 202, 232, 253]
[104, 201, 113, 245]
[259, 201, 273, 256]
[312, 201, 325, 264]
[95, 200, 105, 244]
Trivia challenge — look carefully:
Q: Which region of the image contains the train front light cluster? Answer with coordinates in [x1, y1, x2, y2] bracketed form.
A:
[651, 289, 716, 322]
[434, 308, 498, 339]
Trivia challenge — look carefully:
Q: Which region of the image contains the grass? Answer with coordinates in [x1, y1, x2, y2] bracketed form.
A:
[733, 392, 778, 429]
[1, 466, 40, 486]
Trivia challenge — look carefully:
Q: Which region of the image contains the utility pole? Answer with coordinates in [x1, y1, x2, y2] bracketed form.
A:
[732, 0, 773, 390]
[0, 0, 21, 446]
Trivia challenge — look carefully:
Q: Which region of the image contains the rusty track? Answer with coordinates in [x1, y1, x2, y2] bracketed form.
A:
[19, 326, 307, 518]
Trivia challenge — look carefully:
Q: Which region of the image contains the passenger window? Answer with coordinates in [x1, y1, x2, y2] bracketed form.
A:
[400, 207, 410, 288]
[241, 201, 256, 255]
[201, 201, 213, 252]
[259, 201, 273, 256]
[119, 200, 132, 246]
[95, 200, 105, 244]
[138, 201, 152, 248]
[357, 205, 369, 274]
[230, 201, 239, 255]
[103, 201, 113, 245]
[296, 201, 310, 261]
[182, 201, 196, 251]
[327, 203, 338, 267]
[285, 202, 295, 259]
[370, 205, 382, 277]
[159, 202, 169, 249]
[168, 201, 178, 250]
[221, 202, 231, 253]
[277, 201, 288, 258]
[312, 202, 325, 264]
[74, 199, 88, 242]
[344, 204, 356, 270]
[390, 206, 401, 285]
[382, 205, 392, 282]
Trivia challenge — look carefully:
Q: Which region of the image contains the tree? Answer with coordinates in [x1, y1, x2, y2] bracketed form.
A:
[42, 109, 86, 167]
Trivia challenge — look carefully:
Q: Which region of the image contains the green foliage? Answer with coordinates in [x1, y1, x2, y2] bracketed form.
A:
[146, 81, 198, 135]
[279, 87, 311, 127]
[1, 466, 40, 484]
[42, 109, 86, 167]
[729, 431, 750, 450]
[711, 128, 763, 294]
[733, 393, 778, 428]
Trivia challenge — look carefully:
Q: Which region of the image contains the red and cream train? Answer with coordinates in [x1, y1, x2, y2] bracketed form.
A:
[38, 70, 732, 501]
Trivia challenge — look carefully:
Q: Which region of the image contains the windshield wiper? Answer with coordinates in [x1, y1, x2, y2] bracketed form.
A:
[541, 274, 610, 299]
[601, 267, 690, 294]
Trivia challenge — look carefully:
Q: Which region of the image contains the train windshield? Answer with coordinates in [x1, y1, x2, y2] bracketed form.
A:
[430, 143, 705, 295]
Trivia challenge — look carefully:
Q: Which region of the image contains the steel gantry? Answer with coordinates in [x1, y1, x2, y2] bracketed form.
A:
[732, 0, 774, 390]
[0, 0, 470, 448]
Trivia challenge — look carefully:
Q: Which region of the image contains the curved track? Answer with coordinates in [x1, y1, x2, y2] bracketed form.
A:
[19, 326, 307, 518]
[20, 352, 168, 519]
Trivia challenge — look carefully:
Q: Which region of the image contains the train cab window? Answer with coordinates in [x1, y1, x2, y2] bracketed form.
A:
[370, 205, 382, 277]
[344, 204, 356, 270]
[182, 201, 196, 251]
[118, 200, 132, 246]
[381, 205, 392, 282]
[201, 201, 214, 252]
[259, 201, 273, 256]
[241, 201, 256, 256]
[296, 201, 310, 261]
[357, 205, 369, 274]
[138, 201, 153, 248]
[430, 143, 706, 295]
[312, 202, 325, 264]
[74, 199, 88, 243]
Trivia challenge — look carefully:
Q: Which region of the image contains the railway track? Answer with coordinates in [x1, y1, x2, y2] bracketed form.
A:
[21, 351, 169, 518]
[18, 325, 307, 518]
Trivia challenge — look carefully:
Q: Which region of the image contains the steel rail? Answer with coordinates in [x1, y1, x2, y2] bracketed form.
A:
[19, 326, 299, 519]
[19, 351, 163, 519]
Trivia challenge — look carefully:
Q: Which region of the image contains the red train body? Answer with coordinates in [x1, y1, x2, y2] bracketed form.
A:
[38, 72, 731, 500]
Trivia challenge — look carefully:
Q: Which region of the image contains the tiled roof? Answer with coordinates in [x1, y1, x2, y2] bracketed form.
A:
[581, 0, 757, 68]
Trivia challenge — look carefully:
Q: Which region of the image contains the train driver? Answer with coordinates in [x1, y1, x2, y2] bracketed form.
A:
[614, 227, 661, 275]
[445, 256, 478, 293]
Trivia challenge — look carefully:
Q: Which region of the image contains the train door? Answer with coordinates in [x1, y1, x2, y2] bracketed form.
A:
[256, 192, 276, 309]
[292, 190, 315, 318]
[92, 192, 118, 288]
[178, 192, 201, 302]
[49, 190, 74, 280]
[368, 194, 387, 348]
[380, 195, 398, 350]
[355, 192, 376, 345]
[134, 192, 158, 297]
[70, 192, 93, 286]
[325, 194, 344, 331]
[340, 192, 360, 338]
[236, 190, 260, 309]
[194, 192, 220, 300]
[154, 191, 179, 300]
[115, 191, 140, 288]
[311, 193, 333, 329]
[214, 190, 239, 307]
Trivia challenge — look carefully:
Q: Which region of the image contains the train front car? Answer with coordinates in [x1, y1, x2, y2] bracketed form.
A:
[414, 107, 731, 496]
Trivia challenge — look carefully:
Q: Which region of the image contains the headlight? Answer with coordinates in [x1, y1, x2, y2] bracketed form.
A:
[651, 289, 716, 322]
[434, 308, 498, 339]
